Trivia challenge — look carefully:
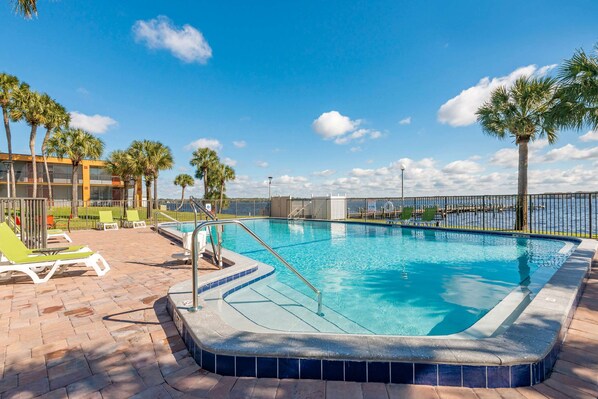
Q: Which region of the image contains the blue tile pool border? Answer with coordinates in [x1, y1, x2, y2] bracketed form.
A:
[166, 265, 588, 388]
[164, 222, 596, 388]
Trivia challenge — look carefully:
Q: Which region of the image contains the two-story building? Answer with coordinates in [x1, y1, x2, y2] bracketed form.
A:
[0, 153, 134, 203]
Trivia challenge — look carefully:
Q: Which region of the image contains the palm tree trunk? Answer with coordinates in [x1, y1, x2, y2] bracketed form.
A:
[153, 174, 158, 210]
[145, 178, 152, 219]
[515, 139, 529, 231]
[123, 180, 129, 213]
[29, 124, 38, 198]
[42, 127, 53, 204]
[2, 108, 16, 197]
[203, 167, 208, 199]
[132, 179, 137, 209]
[176, 186, 186, 211]
[219, 183, 224, 215]
[71, 163, 79, 218]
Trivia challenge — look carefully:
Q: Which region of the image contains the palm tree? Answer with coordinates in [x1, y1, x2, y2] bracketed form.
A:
[129, 140, 153, 218]
[41, 95, 69, 203]
[476, 76, 560, 231]
[147, 142, 173, 211]
[105, 150, 135, 212]
[174, 174, 194, 210]
[128, 140, 173, 217]
[216, 164, 235, 214]
[190, 147, 219, 199]
[0, 73, 19, 196]
[12, 0, 37, 18]
[556, 44, 598, 130]
[46, 129, 104, 218]
[10, 85, 47, 198]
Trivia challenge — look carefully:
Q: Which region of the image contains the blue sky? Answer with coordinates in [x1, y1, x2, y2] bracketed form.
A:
[1, 1, 597, 198]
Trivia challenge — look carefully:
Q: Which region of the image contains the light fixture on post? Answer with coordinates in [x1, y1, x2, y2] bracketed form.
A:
[400, 164, 405, 211]
[2, 160, 13, 198]
[268, 176, 273, 217]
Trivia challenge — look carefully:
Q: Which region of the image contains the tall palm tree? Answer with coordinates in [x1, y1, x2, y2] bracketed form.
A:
[10, 85, 46, 198]
[0, 73, 19, 196]
[216, 164, 235, 214]
[147, 142, 174, 211]
[46, 129, 104, 218]
[105, 150, 135, 211]
[556, 44, 598, 130]
[174, 174, 194, 210]
[128, 140, 153, 218]
[476, 76, 560, 231]
[41, 95, 69, 203]
[128, 140, 173, 217]
[190, 147, 219, 199]
[12, 0, 37, 18]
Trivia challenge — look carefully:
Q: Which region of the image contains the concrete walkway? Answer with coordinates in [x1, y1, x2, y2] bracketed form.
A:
[0, 228, 596, 398]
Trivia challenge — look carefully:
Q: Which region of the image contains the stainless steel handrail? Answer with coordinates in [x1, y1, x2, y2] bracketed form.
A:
[188, 197, 220, 268]
[189, 219, 323, 316]
[153, 211, 182, 229]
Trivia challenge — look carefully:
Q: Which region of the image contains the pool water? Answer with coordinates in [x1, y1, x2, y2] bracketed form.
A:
[178, 219, 574, 336]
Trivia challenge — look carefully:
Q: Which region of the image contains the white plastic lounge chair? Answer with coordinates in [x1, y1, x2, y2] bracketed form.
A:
[97, 211, 118, 230]
[123, 210, 146, 229]
[0, 223, 110, 283]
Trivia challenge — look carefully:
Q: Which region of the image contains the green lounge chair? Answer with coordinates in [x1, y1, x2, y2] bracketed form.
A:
[0, 222, 110, 283]
[97, 211, 118, 230]
[387, 207, 413, 225]
[124, 210, 146, 229]
[414, 206, 439, 225]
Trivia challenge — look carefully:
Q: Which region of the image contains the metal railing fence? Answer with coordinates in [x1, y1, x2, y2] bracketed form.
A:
[0, 198, 47, 248]
[339, 193, 597, 238]
[10, 193, 596, 238]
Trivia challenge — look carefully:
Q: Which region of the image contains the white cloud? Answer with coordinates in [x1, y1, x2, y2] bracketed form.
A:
[312, 111, 358, 139]
[132, 15, 212, 64]
[349, 146, 362, 153]
[256, 161, 269, 168]
[312, 111, 384, 145]
[490, 148, 518, 168]
[580, 130, 598, 142]
[351, 168, 375, 177]
[184, 138, 222, 151]
[223, 157, 237, 167]
[312, 169, 336, 177]
[233, 140, 247, 148]
[76, 87, 90, 96]
[490, 139, 550, 168]
[438, 64, 556, 127]
[543, 144, 598, 162]
[69, 111, 117, 134]
[277, 175, 308, 184]
[442, 160, 484, 174]
[399, 117, 412, 125]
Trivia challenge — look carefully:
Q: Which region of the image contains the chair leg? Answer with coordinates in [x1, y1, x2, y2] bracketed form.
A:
[87, 253, 110, 276]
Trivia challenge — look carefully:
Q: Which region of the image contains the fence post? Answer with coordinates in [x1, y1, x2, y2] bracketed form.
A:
[528, 195, 532, 234]
[482, 196, 486, 230]
[589, 193, 593, 239]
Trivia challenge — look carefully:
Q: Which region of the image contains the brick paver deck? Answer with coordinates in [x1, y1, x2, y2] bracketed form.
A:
[0, 229, 596, 398]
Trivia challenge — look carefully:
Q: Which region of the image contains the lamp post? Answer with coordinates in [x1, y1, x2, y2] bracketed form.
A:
[2, 160, 13, 198]
[400, 164, 405, 211]
[268, 176, 273, 217]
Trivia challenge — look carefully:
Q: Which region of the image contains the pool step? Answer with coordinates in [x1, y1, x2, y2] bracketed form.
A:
[225, 276, 372, 334]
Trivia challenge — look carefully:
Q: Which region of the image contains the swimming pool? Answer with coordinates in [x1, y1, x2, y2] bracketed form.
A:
[176, 219, 574, 336]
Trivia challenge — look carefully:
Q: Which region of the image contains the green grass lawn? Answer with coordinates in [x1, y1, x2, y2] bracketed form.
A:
[49, 206, 259, 230]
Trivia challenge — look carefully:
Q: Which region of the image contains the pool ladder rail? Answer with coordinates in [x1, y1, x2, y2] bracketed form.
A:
[187, 218, 323, 317]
